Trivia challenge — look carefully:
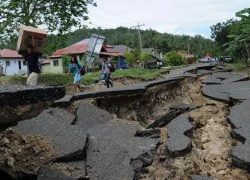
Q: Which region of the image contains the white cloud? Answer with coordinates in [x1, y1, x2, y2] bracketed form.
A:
[86, 0, 250, 38]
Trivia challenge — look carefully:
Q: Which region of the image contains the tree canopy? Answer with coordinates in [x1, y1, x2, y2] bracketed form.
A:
[210, 18, 237, 51]
[0, 0, 96, 44]
[211, 8, 250, 62]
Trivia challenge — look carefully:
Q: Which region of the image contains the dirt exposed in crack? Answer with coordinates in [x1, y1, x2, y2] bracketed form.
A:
[0, 128, 55, 178]
[0, 102, 51, 129]
[138, 77, 250, 179]
[96, 77, 203, 127]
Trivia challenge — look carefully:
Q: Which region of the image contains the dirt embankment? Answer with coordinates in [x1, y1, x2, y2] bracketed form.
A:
[139, 77, 250, 179]
[0, 128, 55, 178]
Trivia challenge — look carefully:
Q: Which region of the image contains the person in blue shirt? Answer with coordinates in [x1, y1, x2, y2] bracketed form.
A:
[68, 56, 83, 92]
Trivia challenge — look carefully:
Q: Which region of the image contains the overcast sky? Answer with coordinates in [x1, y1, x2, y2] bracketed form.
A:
[85, 0, 250, 38]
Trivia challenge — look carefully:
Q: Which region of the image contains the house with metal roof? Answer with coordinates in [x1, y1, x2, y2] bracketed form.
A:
[141, 48, 164, 69]
[0, 49, 27, 75]
[48, 39, 128, 73]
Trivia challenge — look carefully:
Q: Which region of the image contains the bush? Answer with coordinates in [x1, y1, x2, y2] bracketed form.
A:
[163, 51, 185, 66]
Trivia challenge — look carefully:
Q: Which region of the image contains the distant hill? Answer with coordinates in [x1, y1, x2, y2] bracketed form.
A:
[0, 27, 219, 57]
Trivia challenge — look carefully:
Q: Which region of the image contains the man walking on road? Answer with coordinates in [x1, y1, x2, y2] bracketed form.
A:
[24, 46, 40, 86]
[102, 57, 113, 88]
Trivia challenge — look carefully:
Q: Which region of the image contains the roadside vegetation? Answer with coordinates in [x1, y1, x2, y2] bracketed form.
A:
[226, 62, 247, 72]
[0, 68, 170, 86]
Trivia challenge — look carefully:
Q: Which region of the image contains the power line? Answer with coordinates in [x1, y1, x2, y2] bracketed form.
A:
[131, 23, 145, 51]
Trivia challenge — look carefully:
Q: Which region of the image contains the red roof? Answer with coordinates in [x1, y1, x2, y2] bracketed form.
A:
[51, 38, 125, 57]
[0, 49, 22, 58]
[51, 39, 90, 57]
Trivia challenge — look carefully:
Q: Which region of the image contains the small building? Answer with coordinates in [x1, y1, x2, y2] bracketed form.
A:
[0, 49, 27, 75]
[40, 59, 52, 74]
[106, 45, 130, 69]
[142, 48, 164, 69]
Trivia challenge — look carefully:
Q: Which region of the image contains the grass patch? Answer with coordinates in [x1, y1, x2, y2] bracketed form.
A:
[0, 68, 170, 86]
[226, 62, 247, 72]
[112, 68, 169, 80]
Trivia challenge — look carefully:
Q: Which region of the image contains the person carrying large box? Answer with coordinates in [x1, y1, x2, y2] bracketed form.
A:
[16, 25, 47, 85]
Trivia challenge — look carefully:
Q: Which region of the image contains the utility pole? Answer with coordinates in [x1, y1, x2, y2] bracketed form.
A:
[131, 23, 145, 51]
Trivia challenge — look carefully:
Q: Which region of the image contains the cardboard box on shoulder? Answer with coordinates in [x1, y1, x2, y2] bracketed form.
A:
[16, 25, 47, 55]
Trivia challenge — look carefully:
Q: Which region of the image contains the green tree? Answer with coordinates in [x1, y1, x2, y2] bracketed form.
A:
[125, 51, 135, 68]
[62, 55, 71, 73]
[125, 49, 141, 68]
[226, 8, 250, 62]
[210, 19, 237, 51]
[139, 52, 151, 68]
[163, 51, 184, 66]
[0, 0, 96, 44]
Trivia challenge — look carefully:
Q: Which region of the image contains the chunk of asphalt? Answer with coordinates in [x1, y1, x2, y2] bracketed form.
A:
[190, 175, 214, 180]
[14, 108, 87, 161]
[183, 72, 198, 78]
[73, 85, 146, 101]
[130, 150, 155, 179]
[196, 69, 213, 76]
[146, 109, 181, 129]
[228, 99, 250, 130]
[166, 115, 193, 157]
[202, 84, 229, 102]
[232, 141, 250, 172]
[202, 76, 222, 85]
[170, 103, 197, 111]
[147, 103, 196, 129]
[141, 77, 183, 89]
[212, 72, 235, 80]
[168, 63, 216, 78]
[229, 88, 250, 101]
[75, 102, 113, 128]
[86, 122, 159, 180]
[135, 128, 161, 138]
[51, 94, 73, 108]
[202, 80, 250, 102]
[0, 85, 65, 107]
[222, 74, 249, 83]
[37, 167, 76, 180]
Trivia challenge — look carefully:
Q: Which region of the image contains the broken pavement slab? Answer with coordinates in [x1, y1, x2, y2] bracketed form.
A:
[0, 85, 65, 126]
[146, 103, 197, 129]
[202, 80, 250, 102]
[0, 85, 65, 107]
[228, 99, 250, 131]
[167, 63, 216, 78]
[37, 167, 76, 180]
[232, 142, 250, 172]
[166, 115, 193, 157]
[75, 102, 114, 129]
[86, 121, 159, 180]
[13, 101, 159, 179]
[228, 89, 250, 101]
[72, 85, 146, 101]
[51, 94, 73, 108]
[14, 108, 88, 161]
[202, 72, 248, 85]
[228, 99, 250, 171]
[202, 76, 222, 85]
